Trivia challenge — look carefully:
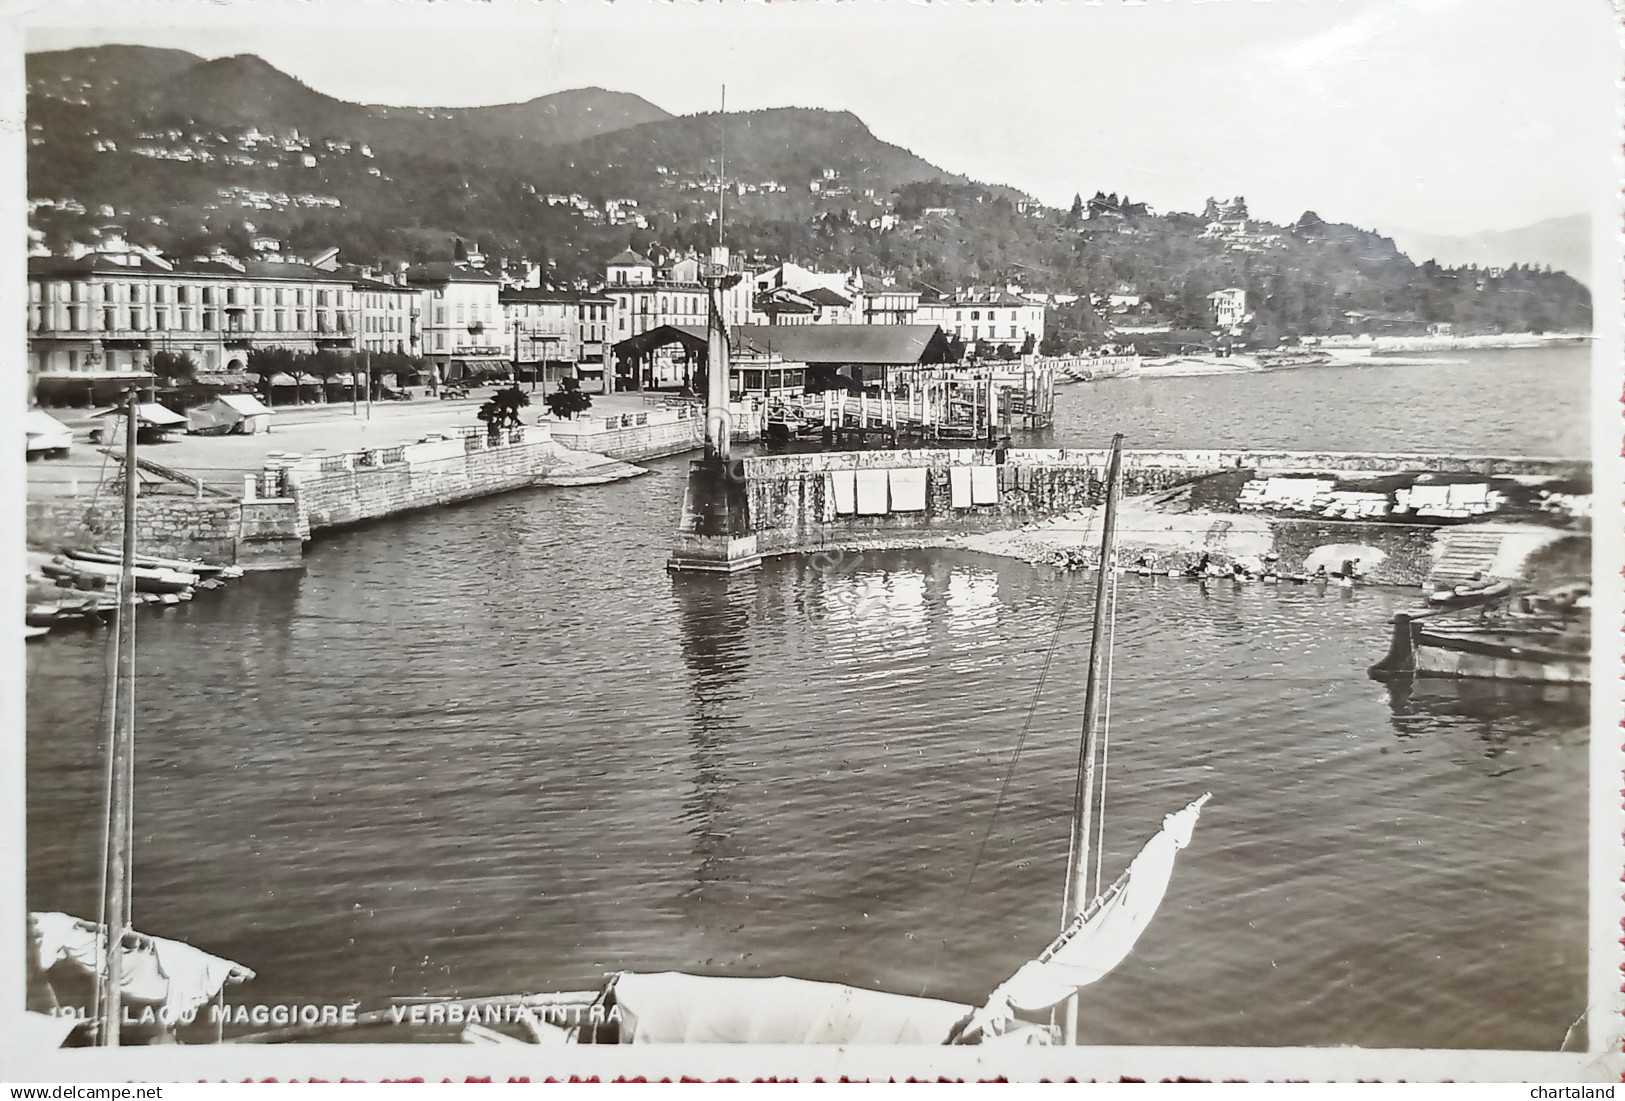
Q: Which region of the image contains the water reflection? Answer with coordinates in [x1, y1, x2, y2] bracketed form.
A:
[1384, 676, 1590, 759]
[672, 572, 755, 905]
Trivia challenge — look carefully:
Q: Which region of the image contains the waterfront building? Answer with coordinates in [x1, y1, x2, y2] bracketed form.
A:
[349, 273, 420, 356]
[406, 261, 509, 384]
[916, 289, 1046, 354]
[749, 262, 849, 301]
[605, 248, 655, 288]
[749, 263, 916, 327]
[28, 252, 359, 404]
[851, 275, 921, 326]
[802, 287, 858, 325]
[577, 294, 612, 393]
[753, 286, 821, 325]
[500, 288, 581, 389]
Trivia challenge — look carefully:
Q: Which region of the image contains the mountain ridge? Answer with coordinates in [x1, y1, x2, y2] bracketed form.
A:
[1388, 215, 1591, 288]
[24, 45, 1592, 339]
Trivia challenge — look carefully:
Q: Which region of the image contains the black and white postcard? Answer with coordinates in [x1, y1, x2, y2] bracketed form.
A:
[3, 0, 1621, 1085]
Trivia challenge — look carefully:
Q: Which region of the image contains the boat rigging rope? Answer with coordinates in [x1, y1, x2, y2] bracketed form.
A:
[917, 568, 1081, 998]
[1092, 562, 1122, 902]
[123, 577, 137, 930]
[91, 547, 128, 1036]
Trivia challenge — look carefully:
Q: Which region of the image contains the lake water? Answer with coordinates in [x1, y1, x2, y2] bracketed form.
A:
[1044, 345, 1591, 458]
[25, 347, 1594, 1050]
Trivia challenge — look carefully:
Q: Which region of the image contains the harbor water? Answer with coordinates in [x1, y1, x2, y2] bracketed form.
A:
[25, 346, 1592, 1049]
[1048, 345, 1591, 457]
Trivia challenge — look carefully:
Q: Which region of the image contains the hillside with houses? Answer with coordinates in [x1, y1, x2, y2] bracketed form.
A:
[27, 45, 1592, 346]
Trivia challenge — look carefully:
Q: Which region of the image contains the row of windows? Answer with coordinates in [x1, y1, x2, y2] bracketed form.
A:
[29, 305, 355, 334]
[32, 280, 356, 309]
[611, 294, 706, 316]
[360, 291, 416, 310]
[430, 302, 500, 325]
[953, 309, 1030, 322]
[951, 324, 1026, 340]
[502, 303, 609, 322]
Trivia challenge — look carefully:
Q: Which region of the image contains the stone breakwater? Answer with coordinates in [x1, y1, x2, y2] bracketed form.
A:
[736, 448, 1590, 586]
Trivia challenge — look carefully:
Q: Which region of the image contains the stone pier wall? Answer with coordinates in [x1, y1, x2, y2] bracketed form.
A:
[28, 426, 572, 569]
[547, 413, 704, 463]
[27, 495, 275, 567]
[288, 432, 566, 532]
[546, 399, 763, 462]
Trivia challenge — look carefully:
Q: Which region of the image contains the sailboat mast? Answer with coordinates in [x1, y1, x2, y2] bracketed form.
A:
[716, 85, 726, 239]
[99, 388, 140, 1045]
[1060, 432, 1125, 1045]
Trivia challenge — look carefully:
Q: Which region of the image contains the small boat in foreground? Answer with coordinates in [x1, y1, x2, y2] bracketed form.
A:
[1426, 576, 1512, 607]
[27, 597, 117, 628]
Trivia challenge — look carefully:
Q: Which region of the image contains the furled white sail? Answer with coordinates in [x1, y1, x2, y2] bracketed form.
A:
[961, 794, 1210, 1039]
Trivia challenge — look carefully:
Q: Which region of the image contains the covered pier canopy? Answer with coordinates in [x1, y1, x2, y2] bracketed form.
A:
[611, 324, 710, 391]
[734, 324, 954, 388]
[612, 323, 955, 391]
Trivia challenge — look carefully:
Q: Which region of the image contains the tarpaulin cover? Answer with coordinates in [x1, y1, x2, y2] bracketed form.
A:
[611, 972, 973, 1044]
[22, 1010, 79, 1049]
[949, 466, 973, 510]
[26, 410, 74, 451]
[187, 394, 274, 434]
[89, 402, 186, 427]
[30, 911, 255, 1021]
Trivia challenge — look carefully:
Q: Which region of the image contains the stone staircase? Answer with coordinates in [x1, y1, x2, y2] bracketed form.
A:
[1427, 530, 1505, 586]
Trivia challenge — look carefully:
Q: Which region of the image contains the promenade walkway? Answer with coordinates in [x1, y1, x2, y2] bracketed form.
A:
[28, 388, 662, 498]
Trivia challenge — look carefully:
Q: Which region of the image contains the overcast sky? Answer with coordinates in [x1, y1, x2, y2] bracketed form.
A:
[23, 0, 1620, 238]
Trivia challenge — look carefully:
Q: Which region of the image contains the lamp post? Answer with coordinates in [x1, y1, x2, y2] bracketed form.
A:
[350, 308, 360, 417]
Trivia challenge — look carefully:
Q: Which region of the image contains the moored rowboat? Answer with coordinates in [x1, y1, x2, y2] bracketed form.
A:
[42, 556, 197, 594]
[1368, 609, 1589, 684]
[85, 546, 241, 579]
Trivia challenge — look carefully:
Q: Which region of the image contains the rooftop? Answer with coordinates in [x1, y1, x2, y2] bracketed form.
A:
[733, 324, 951, 365]
[405, 262, 503, 285]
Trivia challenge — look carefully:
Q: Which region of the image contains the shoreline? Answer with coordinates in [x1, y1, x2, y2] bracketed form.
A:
[1082, 332, 1587, 381]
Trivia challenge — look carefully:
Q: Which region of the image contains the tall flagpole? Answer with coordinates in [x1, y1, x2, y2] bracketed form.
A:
[1060, 432, 1124, 1045]
[716, 85, 726, 238]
